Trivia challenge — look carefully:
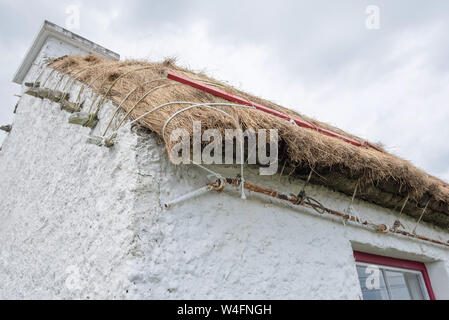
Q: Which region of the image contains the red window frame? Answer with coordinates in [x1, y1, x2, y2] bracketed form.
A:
[353, 250, 436, 300]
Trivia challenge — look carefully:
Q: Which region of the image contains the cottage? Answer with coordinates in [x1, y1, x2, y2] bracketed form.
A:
[1, 21, 448, 300]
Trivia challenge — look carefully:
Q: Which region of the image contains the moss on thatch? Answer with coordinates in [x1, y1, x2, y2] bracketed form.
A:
[48, 55, 449, 229]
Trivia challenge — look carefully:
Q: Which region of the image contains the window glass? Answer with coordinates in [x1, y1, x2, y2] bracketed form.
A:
[404, 273, 425, 300]
[356, 265, 389, 300]
[356, 263, 428, 300]
[384, 270, 411, 300]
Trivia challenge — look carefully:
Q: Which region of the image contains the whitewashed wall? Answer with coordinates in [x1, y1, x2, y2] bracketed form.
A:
[1, 68, 449, 299]
[23, 36, 96, 86]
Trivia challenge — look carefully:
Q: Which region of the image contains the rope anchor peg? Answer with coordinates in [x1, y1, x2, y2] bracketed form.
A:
[68, 112, 98, 129]
[83, 134, 115, 148]
[0, 124, 12, 133]
[391, 219, 405, 232]
[211, 178, 226, 192]
[86, 136, 104, 146]
[24, 82, 40, 88]
[376, 224, 389, 234]
[60, 100, 83, 113]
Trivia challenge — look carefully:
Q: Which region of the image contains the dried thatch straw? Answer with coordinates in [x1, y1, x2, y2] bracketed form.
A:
[48, 55, 449, 228]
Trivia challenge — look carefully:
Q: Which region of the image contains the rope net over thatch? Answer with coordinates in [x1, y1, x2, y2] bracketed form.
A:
[47, 55, 449, 229]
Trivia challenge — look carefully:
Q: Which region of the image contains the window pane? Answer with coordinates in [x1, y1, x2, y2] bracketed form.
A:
[384, 270, 411, 300]
[356, 265, 389, 300]
[404, 273, 425, 300]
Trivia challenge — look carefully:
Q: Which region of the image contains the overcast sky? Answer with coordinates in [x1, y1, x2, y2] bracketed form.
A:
[1, 0, 448, 181]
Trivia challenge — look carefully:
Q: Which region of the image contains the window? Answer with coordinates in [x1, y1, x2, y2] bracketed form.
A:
[354, 251, 435, 300]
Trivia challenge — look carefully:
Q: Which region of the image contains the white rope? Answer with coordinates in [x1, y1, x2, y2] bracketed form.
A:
[50, 72, 67, 94]
[32, 64, 48, 86]
[106, 101, 255, 139]
[66, 62, 117, 110]
[412, 199, 430, 234]
[40, 69, 57, 88]
[344, 180, 362, 223]
[124, 101, 194, 129]
[188, 160, 224, 180]
[58, 65, 98, 103]
[114, 83, 183, 130]
[102, 78, 168, 136]
[161, 103, 254, 200]
[104, 101, 196, 141]
[94, 67, 160, 119]
[398, 194, 409, 218]
[105, 100, 256, 200]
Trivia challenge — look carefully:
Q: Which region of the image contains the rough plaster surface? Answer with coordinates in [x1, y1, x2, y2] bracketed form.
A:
[1, 57, 449, 299]
[0, 35, 90, 146]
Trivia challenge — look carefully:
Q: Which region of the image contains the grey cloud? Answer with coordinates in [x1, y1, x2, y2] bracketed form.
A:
[0, 0, 448, 181]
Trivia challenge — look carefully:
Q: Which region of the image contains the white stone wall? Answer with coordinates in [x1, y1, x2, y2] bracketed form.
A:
[23, 36, 97, 86]
[143, 162, 449, 299]
[1, 35, 88, 146]
[0, 69, 146, 299]
[1, 67, 449, 299]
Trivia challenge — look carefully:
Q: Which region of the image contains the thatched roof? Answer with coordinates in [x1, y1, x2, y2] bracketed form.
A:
[49, 55, 449, 229]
